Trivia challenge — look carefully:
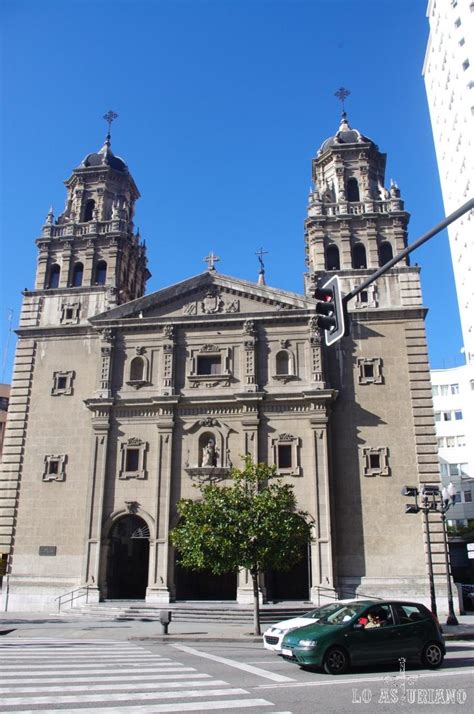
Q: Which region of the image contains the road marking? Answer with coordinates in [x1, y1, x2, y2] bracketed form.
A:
[0, 687, 249, 706]
[256, 667, 474, 689]
[0, 679, 229, 694]
[7, 700, 274, 714]
[173, 644, 295, 683]
[0, 662, 191, 671]
[0, 673, 212, 685]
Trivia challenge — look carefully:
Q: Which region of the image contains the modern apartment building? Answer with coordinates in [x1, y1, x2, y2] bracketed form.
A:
[431, 368, 474, 527]
[423, 0, 474, 364]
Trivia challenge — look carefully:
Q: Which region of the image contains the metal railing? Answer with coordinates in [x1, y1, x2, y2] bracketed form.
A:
[54, 585, 91, 613]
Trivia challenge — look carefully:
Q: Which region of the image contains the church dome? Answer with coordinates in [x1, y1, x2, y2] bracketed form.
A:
[318, 112, 374, 155]
[81, 135, 128, 172]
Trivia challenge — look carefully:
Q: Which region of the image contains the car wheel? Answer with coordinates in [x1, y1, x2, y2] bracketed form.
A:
[323, 647, 349, 675]
[422, 642, 444, 669]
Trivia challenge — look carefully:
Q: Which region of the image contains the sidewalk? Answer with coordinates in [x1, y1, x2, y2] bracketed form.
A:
[1, 611, 474, 642]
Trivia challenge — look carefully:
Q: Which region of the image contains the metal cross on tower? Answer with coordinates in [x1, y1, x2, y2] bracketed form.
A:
[334, 87, 350, 111]
[103, 110, 119, 138]
[203, 251, 220, 271]
[255, 247, 268, 270]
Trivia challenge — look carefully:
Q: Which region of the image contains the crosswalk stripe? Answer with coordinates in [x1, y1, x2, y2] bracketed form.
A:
[0, 679, 229, 694]
[0, 687, 248, 706]
[0, 673, 212, 685]
[8, 699, 274, 714]
[0, 663, 193, 671]
[0, 667, 204, 683]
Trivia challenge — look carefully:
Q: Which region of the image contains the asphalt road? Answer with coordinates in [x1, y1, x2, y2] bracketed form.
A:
[1, 636, 472, 713]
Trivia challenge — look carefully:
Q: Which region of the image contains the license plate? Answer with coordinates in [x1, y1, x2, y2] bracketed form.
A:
[282, 648, 293, 657]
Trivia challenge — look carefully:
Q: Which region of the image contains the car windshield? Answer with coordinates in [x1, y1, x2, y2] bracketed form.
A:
[304, 602, 362, 622]
[315, 603, 367, 625]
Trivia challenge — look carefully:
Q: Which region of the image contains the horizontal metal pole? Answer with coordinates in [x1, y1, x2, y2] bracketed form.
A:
[344, 198, 474, 303]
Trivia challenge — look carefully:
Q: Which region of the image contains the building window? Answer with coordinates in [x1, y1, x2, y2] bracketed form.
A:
[434, 411, 441, 422]
[450, 383, 459, 394]
[362, 447, 390, 477]
[84, 199, 95, 222]
[352, 243, 367, 269]
[272, 433, 300, 476]
[51, 371, 74, 396]
[357, 357, 383, 385]
[276, 350, 290, 375]
[454, 410, 463, 420]
[197, 355, 221, 375]
[325, 244, 340, 271]
[379, 241, 393, 266]
[119, 438, 147, 480]
[443, 411, 452, 421]
[432, 385, 439, 396]
[47, 264, 60, 289]
[95, 260, 107, 285]
[72, 262, 84, 287]
[0, 397, 8, 411]
[446, 436, 456, 448]
[457, 435, 466, 447]
[464, 491, 472, 503]
[42, 454, 66, 482]
[462, 59, 470, 71]
[346, 178, 360, 202]
[440, 384, 449, 396]
[455, 491, 462, 503]
[60, 301, 80, 324]
[355, 284, 377, 309]
[454, 17, 461, 27]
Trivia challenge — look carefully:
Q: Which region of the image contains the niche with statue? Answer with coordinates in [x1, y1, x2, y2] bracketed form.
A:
[183, 418, 234, 480]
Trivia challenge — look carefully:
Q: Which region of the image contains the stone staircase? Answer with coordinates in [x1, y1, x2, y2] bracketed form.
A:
[57, 600, 314, 624]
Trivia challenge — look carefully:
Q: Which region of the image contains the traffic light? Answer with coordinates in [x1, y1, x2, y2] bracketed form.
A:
[314, 275, 346, 346]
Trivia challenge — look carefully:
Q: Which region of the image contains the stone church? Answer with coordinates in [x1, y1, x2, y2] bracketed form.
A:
[0, 113, 442, 611]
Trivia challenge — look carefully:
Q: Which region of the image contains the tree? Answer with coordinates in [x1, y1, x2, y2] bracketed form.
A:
[170, 457, 314, 635]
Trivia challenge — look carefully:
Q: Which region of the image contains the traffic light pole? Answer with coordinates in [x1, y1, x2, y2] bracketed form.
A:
[344, 198, 474, 304]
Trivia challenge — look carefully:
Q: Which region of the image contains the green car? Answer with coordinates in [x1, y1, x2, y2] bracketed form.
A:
[281, 599, 445, 675]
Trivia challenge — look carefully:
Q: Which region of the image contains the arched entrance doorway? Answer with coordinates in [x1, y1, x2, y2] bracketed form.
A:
[265, 543, 310, 601]
[106, 515, 150, 599]
[175, 558, 237, 600]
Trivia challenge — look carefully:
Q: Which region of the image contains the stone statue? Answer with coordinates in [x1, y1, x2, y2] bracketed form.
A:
[202, 439, 216, 467]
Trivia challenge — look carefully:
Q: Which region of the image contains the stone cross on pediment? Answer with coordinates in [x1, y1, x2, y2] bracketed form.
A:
[203, 251, 220, 271]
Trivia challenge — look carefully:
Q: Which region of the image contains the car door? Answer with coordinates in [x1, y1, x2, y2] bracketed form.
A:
[347, 605, 399, 665]
[391, 603, 430, 659]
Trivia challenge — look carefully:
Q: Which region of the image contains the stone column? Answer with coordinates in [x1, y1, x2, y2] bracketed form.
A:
[242, 320, 257, 392]
[83, 240, 95, 287]
[35, 242, 50, 289]
[161, 325, 175, 396]
[147, 407, 175, 604]
[59, 241, 73, 288]
[308, 320, 325, 387]
[81, 405, 111, 603]
[309, 417, 336, 604]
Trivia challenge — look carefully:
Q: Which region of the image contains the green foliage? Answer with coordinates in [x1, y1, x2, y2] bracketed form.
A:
[171, 456, 314, 577]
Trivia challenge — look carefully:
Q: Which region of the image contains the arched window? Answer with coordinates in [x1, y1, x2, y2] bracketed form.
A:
[47, 264, 60, 289]
[326, 244, 340, 271]
[347, 178, 360, 202]
[84, 199, 95, 222]
[130, 356, 145, 382]
[276, 351, 291, 376]
[379, 241, 393, 266]
[352, 243, 367, 269]
[72, 262, 84, 287]
[95, 260, 107, 285]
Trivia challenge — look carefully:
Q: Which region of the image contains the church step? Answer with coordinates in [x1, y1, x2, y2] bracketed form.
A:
[56, 601, 313, 623]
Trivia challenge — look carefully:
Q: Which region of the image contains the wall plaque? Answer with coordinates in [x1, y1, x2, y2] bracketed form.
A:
[39, 546, 57, 556]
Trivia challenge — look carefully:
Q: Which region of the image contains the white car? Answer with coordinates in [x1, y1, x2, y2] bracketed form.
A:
[263, 600, 375, 653]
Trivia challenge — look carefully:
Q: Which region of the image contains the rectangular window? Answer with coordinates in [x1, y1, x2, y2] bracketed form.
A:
[450, 383, 459, 394]
[48, 460, 59, 475]
[277, 444, 292, 470]
[457, 435, 466, 447]
[125, 449, 140, 472]
[454, 410, 463, 420]
[434, 412, 441, 422]
[360, 290, 368, 303]
[464, 491, 472, 503]
[446, 436, 455, 448]
[440, 385, 449, 396]
[369, 453, 380, 470]
[432, 385, 439, 396]
[443, 411, 452, 421]
[437, 437, 445, 448]
[364, 363, 374, 379]
[462, 59, 470, 71]
[449, 463, 459, 476]
[57, 376, 67, 391]
[440, 463, 448, 478]
[0, 397, 8, 411]
[197, 355, 222, 375]
[455, 492, 462, 503]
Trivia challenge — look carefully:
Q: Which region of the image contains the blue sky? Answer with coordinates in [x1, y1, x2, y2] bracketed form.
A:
[0, 0, 464, 381]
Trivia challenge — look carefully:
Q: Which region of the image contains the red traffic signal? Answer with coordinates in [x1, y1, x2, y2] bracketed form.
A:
[313, 275, 346, 346]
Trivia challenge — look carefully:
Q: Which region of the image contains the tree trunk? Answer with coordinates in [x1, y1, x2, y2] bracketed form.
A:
[251, 570, 261, 636]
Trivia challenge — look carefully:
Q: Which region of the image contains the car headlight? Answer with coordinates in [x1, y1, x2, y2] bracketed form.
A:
[299, 639, 317, 647]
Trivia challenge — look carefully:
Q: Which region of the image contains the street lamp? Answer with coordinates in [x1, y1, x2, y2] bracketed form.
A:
[401, 482, 459, 626]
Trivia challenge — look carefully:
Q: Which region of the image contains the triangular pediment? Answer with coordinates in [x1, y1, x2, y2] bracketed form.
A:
[91, 271, 313, 324]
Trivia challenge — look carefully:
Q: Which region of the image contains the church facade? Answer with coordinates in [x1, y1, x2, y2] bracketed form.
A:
[0, 115, 443, 611]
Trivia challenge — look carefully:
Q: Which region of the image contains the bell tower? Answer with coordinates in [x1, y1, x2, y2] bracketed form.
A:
[34, 113, 149, 313]
[304, 104, 411, 311]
